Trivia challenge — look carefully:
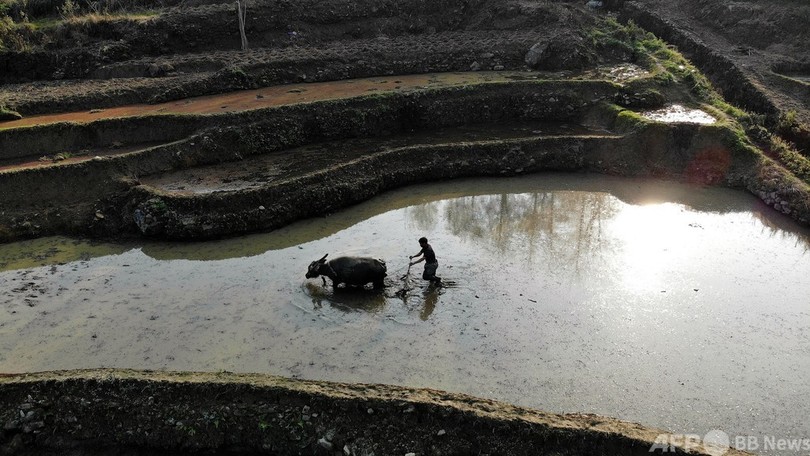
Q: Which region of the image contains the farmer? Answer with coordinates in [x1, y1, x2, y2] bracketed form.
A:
[409, 237, 441, 284]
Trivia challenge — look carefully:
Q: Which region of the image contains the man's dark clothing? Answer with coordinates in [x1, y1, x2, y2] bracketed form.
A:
[420, 244, 437, 264]
[419, 243, 440, 283]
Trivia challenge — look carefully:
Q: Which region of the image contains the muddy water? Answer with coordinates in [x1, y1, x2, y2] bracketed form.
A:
[1, 174, 809, 446]
[642, 104, 717, 124]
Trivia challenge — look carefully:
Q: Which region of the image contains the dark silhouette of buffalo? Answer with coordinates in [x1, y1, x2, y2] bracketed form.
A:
[306, 254, 387, 289]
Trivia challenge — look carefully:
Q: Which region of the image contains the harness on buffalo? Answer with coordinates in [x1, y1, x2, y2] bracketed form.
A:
[321, 262, 339, 287]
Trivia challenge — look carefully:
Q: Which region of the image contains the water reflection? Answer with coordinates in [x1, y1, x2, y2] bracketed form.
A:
[419, 287, 439, 321]
[392, 270, 446, 321]
[0, 237, 131, 271]
[303, 282, 388, 313]
[2, 174, 809, 447]
[434, 191, 620, 275]
[1, 175, 808, 273]
[302, 258, 448, 319]
[640, 104, 716, 124]
[135, 175, 810, 262]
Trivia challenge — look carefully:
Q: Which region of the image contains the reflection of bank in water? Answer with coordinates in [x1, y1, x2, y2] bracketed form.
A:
[137, 173, 810, 262]
[404, 177, 810, 279]
[3, 174, 804, 272]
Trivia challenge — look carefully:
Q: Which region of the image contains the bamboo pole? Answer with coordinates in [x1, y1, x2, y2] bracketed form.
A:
[236, 0, 248, 50]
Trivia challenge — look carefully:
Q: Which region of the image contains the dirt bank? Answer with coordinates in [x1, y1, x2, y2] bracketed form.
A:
[616, 0, 810, 154]
[1, 76, 808, 242]
[0, 369, 750, 456]
[1, 1, 808, 244]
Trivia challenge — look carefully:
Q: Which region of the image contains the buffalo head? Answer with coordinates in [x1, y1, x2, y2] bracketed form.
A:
[306, 254, 329, 279]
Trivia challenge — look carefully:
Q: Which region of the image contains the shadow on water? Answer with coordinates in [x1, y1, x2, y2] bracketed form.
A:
[300, 271, 457, 318]
[397, 281, 453, 322]
[301, 281, 388, 314]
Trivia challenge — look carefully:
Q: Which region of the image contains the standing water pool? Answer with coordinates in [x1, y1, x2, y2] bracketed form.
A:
[1, 173, 808, 451]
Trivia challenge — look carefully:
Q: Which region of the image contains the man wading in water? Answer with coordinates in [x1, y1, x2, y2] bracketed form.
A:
[409, 237, 441, 285]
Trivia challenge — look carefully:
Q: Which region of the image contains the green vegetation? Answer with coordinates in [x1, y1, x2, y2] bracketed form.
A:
[0, 15, 31, 50]
[609, 104, 650, 132]
[777, 110, 799, 133]
[2, 0, 164, 20]
[0, 104, 22, 120]
[593, 18, 810, 188]
[53, 151, 74, 160]
[178, 423, 197, 436]
[775, 110, 809, 143]
[632, 26, 716, 102]
[587, 16, 635, 56]
[767, 136, 810, 185]
[589, 18, 738, 114]
[57, 0, 76, 18]
[0, 0, 158, 50]
[146, 197, 168, 214]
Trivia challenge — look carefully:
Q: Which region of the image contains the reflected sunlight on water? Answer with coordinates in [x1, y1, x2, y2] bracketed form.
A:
[611, 203, 697, 293]
[0, 173, 808, 449]
[641, 104, 717, 124]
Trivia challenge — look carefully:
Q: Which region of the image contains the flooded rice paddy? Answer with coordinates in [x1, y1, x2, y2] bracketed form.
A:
[1, 173, 809, 447]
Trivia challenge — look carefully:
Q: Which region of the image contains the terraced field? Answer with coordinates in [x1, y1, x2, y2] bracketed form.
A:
[1, 0, 809, 454]
[1, 0, 808, 243]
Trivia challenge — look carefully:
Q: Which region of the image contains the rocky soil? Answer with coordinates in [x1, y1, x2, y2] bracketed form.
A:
[0, 369, 751, 456]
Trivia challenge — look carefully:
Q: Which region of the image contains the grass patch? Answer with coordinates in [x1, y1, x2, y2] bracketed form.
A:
[1, 0, 159, 50]
[593, 18, 810, 191]
[0, 14, 34, 50]
[604, 18, 810, 188]
[775, 110, 810, 145]
[600, 103, 651, 133]
[587, 16, 635, 56]
[0, 105, 22, 121]
[2, 0, 167, 21]
[766, 136, 810, 185]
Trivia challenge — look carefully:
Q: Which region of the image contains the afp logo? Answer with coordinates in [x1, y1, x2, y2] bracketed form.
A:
[649, 430, 730, 456]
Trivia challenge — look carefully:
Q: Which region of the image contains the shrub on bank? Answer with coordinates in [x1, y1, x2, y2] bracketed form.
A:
[0, 15, 34, 50]
[2, 0, 174, 20]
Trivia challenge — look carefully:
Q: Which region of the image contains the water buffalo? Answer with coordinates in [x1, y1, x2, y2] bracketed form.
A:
[306, 254, 387, 289]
